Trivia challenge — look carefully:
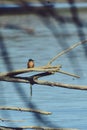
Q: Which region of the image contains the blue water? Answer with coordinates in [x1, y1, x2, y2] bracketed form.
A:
[0, 12, 87, 130]
[0, 2, 87, 9]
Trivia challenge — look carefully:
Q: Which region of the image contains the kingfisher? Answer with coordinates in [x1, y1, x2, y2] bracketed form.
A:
[27, 59, 34, 97]
[27, 59, 34, 68]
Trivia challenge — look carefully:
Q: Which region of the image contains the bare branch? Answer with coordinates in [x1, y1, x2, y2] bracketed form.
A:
[0, 72, 53, 84]
[0, 76, 30, 83]
[0, 106, 51, 115]
[47, 40, 87, 65]
[0, 72, 87, 90]
[0, 67, 45, 77]
[34, 77, 87, 90]
[0, 126, 79, 130]
[0, 40, 87, 91]
[0, 65, 61, 77]
[58, 70, 80, 78]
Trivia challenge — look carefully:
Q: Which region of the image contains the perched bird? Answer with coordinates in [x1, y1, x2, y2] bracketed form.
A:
[27, 59, 34, 68]
[27, 59, 34, 97]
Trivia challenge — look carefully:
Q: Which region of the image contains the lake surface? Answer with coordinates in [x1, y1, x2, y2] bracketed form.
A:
[0, 9, 87, 130]
[1, 2, 87, 8]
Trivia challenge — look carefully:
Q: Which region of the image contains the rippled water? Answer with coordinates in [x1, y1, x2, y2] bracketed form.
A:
[0, 11, 87, 130]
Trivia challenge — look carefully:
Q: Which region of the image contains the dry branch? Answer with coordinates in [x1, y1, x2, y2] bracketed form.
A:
[47, 39, 87, 65]
[0, 71, 87, 90]
[0, 40, 85, 130]
[57, 70, 80, 78]
[0, 65, 61, 77]
[0, 126, 79, 130]
[34, 78, 87, 90]
[0, 76, 30, 83]
[32, 71, 87, 90]
[0, 40, 87, 91]
[0, 106, 51, 115]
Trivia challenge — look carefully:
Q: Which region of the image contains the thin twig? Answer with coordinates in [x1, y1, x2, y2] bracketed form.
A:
[58, 70, 80, 78]
[47, 40, 87, 65]
[0, 106, 51, 115]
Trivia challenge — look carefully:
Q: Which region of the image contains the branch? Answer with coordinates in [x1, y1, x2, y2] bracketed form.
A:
[0, 66, 79, 84]
[0, 67, 45, 77]
[0, 70, 54, 84]
[0, 106, 51, 115]
[58, 70, 80, 78]
[0, 65, 61, 77]
[0, 40, 87, 91]
[0, 126, 79, 130]
[34, 75, 87, 90]
[0, 72, 87, 90]
[47, 40, 87, 65]
[0, 76, 30, 83]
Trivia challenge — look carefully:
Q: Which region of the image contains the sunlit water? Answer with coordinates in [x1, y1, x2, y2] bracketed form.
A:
[0, 11, 87, 130]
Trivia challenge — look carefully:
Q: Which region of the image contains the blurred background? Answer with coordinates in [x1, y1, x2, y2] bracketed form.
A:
[0, 0, 87, 130]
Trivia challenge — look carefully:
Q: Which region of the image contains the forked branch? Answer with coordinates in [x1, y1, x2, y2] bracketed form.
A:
[0, 40, 87, 90]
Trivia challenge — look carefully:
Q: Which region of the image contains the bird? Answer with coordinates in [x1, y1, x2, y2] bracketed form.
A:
[27, 59, 34, 68]
[27, 59, 34, 97]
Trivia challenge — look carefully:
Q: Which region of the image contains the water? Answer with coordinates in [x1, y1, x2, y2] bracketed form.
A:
[0, 2, 87, 9]
[0, 11, 87, 130]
